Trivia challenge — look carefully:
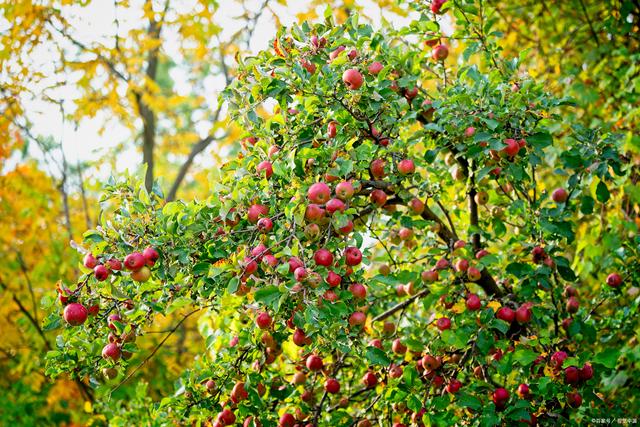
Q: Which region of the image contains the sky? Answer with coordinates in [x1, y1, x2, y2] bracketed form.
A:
[6, 0, 419, 180]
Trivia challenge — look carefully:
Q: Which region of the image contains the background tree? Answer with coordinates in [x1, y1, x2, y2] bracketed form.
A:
[40, 1, 639, 426]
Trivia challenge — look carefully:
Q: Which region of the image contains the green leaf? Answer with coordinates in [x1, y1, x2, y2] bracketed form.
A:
[596, 181, 610, 203]
[593, 349, 620, 369]
[365, 346, 391, 366]
[254, 285, 282, 308]
[458, 392, 482, 410]
[526, 132, 553, 148]
[512, 348, 538, 366]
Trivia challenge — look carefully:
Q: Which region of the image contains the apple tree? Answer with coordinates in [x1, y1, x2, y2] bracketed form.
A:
[44, 2, 639, 426]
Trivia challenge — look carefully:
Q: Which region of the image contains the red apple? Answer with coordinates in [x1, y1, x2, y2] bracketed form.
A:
[550, 351, 568, 369]
[517, 383, 530, 399]
[63, 303, 88, 326]
[349, 283, 367, 299]
[247, 204, 268, 223]
[107, 258, 122, 271]
[279, 413, 295, 427]
[256, 161, 273, 179]
[370, 159, 386, 179]
[567, 391, 582, 408]
[466, 294, 481, 311]
[496, 307, 515, 323]
[446, 378, 462, 394]
[349, 311, 366, 326]
[314, 248, 334, 266]
[344, 247, 362, 266]
[94, 264, 109, 281]
[566, 296, 579, 313]
[368, 61, 383, 75]
[436, 317, 451, 331]
[501, 138, 520, 158]
[397, 159, 415, 175]
[124, 252, 145, 271]
[552, 188, 568, 203]
[370, 189, 387, 207]
[324, 378, 340, 394]
[467, 266, 481, 281]
[432, 44, 449, 61]
[308, 182, 331, 204]
[306, 354, 324, 371]
[335, 181, 355, 200]
[342, 68, 364, 90]
[422, 269, 439, 283]
[325, 198, 346, 214]
[83, 253, 98, 269]
[256, 311, 272, 329]
[492, 387, 509, 409]
[392, 338, 407, 354]
[464, 126, 475, 137]
[257, 217, 273, 232]
[606, 273, 622, 288]
[305, 204, 325, 222]
[362, 371, 378, 388]
[327, 121, 337, 138]
[102, 343, 121, 361]
[565, 366, 579, 384]
[579, 362, 593, 380]
[326, 271, 342, 287]
[515, 305, 532, 324]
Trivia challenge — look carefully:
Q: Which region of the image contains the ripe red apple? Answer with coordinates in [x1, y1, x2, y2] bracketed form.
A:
[217, 408, 236, 426]
[349, 283, 367, 299]
[492, 387, 509, 409]
[398, 227, 413, 241]
[446, 378, 462, 394]
[292, 371, 306, 385]
[102, 343, 121, 361]
[94, 264, 109, 281]
[131, 265, 151, 282]
[550, 351, 568, 369]
[231, 381, 248, 403]
[327, 121, 337, 138]
[435, 258, 450, 270]
[257, 217, 273, 232]
[464, 126, 475, 137]
[301, 58, 316, 74]
[455, 259, 469, 272]
[143, 247, 159, 266]
[362, 371, 378, 388]
[293, 328, 307, 347]
[436, 317, 451, 331]
[63, 303, 88, 326]
[325, 198, 346, 214]
[306, 354, 324, 371]
[307, 182, 331, 204]
[579, 362, 593, 380]
[247, 204, 268, 223]
[305, 204, 325, 222]
[432, 44, 449, 61]
[294, 267, 307, 282]
[370, 159, 386, 179]
[422, 269, 439, 283]
[565, 366, 579, 384]
[124, 252, 145, 271]
[409, 198, 425, 214]
[335, 181, 355, 200]
[314, 249, 333, 267]
[517, 383, 530, 399]
[531, 246, 546, 263]
[567, 391, 582, 408]
[256, 161, 273, 179]
[326, 271, 342, 287]
[255, 311, 272, 329]
[322, 289, 338, 302]
[83, 253, 98, 269]
[466, 294, 481, 311]
[475, 249, 489, 259]
[496, 307, 515, 323]
[349, 311, 366, 326]
[606, 272, 622, 288]
[515, 304, 532, 324]
[467, 266, 481, 281]
[566, 296, 579, 313]
[552, 188, 568, 203]
[324, 378, 340, 394]
[397, 159, 415, 175]
[342, 68, 364, 90]
[431, 0, 447, 14]
[368, 61, 383, 75]
[344, 247, 362, 266]
[370, 189, 387, 207]
[107, 258, 122, 271]
[501, 138, 520, 158]
[392, 339, 407, 354]
[336, 219, 354, 235]
[278, 413, 295, 427]
[422, 354, 441, 370]
[288, 257, 304, 273]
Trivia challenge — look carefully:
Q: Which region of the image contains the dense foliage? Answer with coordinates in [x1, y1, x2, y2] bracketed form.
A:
[39, 2, 640, 426]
